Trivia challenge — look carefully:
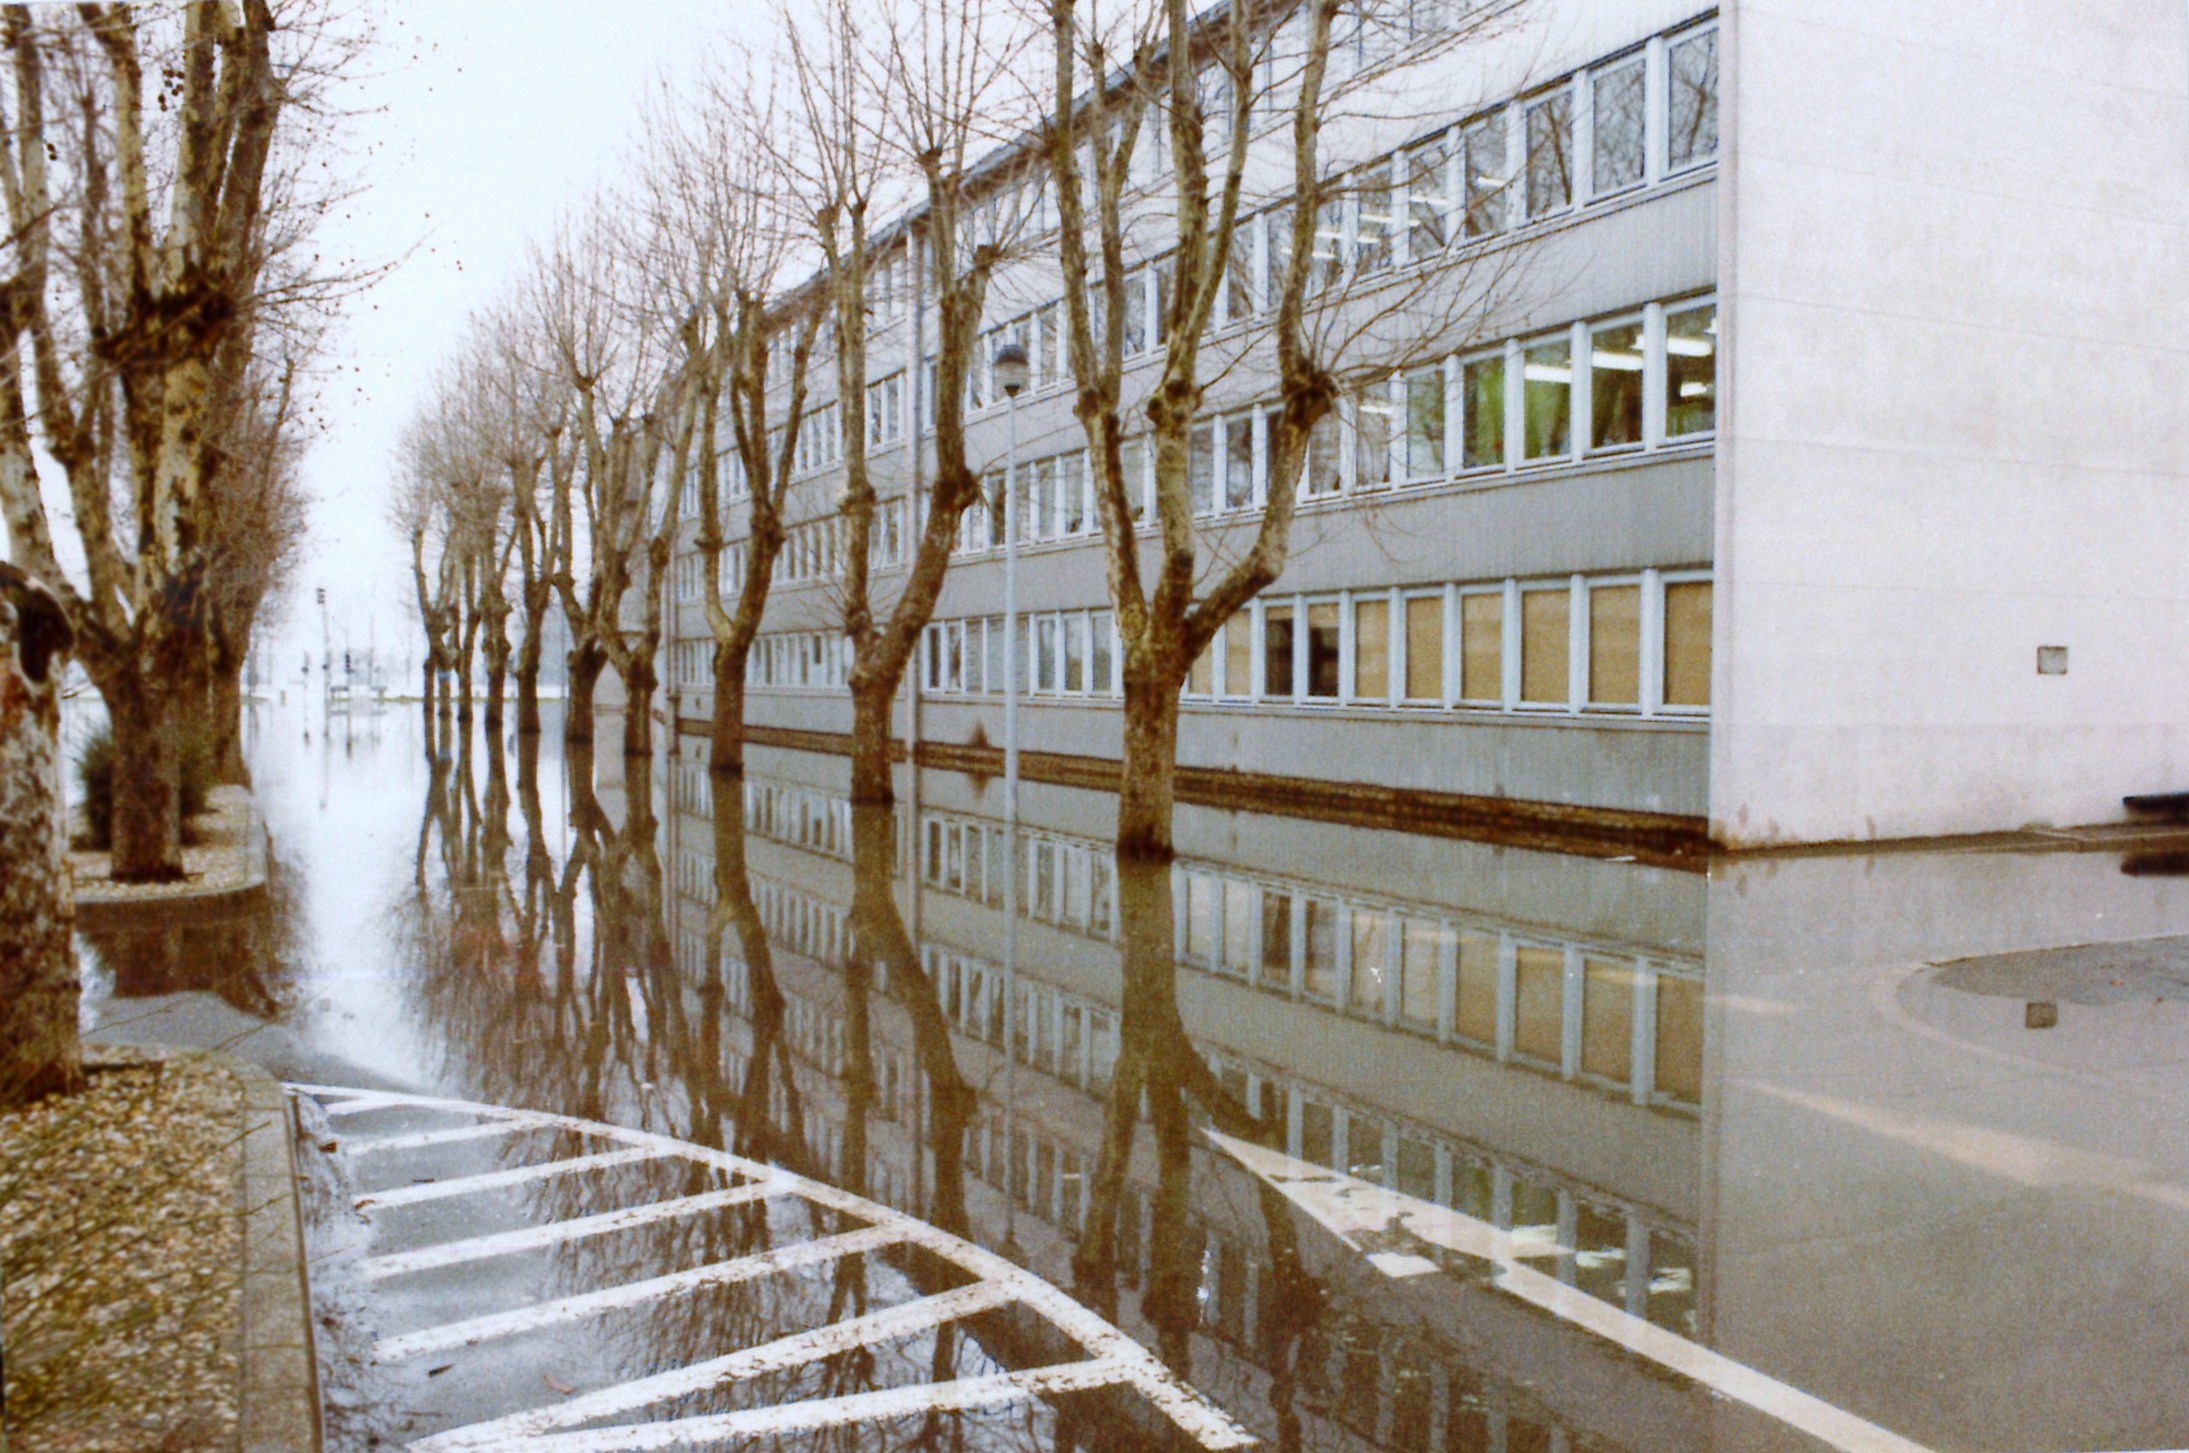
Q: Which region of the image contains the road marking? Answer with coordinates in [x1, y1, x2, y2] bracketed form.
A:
[343, 1116, 561, 1156]
[356, 1146, 673, 1209]
[428, 1359, 1139, 1453]
[374, 1223, 913, 1361]
[1206, 1127, 1933, 1453]
[411, 1280, 1022, 1450]
[357, 1182, 780, 1280]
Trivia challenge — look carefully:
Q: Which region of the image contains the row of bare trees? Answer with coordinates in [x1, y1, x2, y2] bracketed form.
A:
[0, 1, 340, 882]
[406, 0, 1529, 860]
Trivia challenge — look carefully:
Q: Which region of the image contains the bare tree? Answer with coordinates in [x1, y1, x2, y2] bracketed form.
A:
[1042, 0, 1529, 858]
[0, 1, 364, 880]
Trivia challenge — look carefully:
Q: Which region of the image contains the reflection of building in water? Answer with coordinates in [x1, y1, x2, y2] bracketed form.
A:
[664, 745, 1709, 1451]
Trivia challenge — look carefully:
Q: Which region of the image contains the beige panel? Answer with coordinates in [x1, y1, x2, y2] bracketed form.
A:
[1589, 583, 1641, 705]
[1521, 588, 1571, 703]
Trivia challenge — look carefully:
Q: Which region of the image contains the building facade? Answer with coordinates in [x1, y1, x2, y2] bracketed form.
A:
[658, 0, 2189, 850]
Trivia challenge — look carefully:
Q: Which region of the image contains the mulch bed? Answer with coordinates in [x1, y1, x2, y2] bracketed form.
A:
[0, 1048, 248, 1452]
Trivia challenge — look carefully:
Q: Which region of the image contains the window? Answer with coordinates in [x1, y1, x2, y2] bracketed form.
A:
[868, 372, 904, 446]
[1400, 922, 1441, 1029]
[1307, 407, 1342, 497]
[1462, 111, 1508, 237]
[1153, 257, 1175, 347]
[1591, 58, 1645, 194]
[1581, 957, 1635, 1081]
[1405, 595, 1443, 700]
[1306, 602, 1341, 698]
[1036, 303, 1060, 386]
[1663, 580, 1712, 707]
[1521, 586, 1570, 704]
[1224, 612, 1252, 697]
[1263, 605, 1295, 697]
[1514, 945, 1565, 1062]
[1225, 214, 1258, 323]
[1668, 28, 1719, 171]
[1589, 319, 1644, 449]
[1354, 597, 1389, 698]
[1120, 437, 1149, 522]
[1354, 383, 1394, 491]
[1455, 932, 1499, 1043]
[1064, 614, 1087, 692]
[1123, 270, 1148, 355]
[1460, 591, 1502, 701]
[1405, 134, 1452, 256]
[1524, 88, 1573, 216]
[1225, 415, 1254, 510]
[1189, 635, 1215, 696]
[1355, 160, 1395, 274]
[1036, 616, 1057, 693]
[1664, 302, 1716, 437]
[1404, 367, 1445, 479]
[1523, 339, 1572, 459]
[1190, 421, 1217, 514]
[1655, 974, 1704, 1102]
[1091, 611, 1115, 694]
[1059, 453, 1087, 535]
[1311, 198, 1346, 292]
[1588, 583, 1640, 706]
[1264, 203, 1293, 311]
[1462, 354, 1505, 468]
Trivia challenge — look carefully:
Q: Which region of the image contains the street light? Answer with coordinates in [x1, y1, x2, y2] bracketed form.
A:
[994, 340, 1029, 1231]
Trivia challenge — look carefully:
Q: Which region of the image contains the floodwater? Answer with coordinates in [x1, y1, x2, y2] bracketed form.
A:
[78, 697, 2189, 1453]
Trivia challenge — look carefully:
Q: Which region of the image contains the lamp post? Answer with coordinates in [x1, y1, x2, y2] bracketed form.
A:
[993, 340, 1029, 1261]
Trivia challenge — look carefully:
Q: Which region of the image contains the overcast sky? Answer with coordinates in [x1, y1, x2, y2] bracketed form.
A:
[277, 0, 770, 679]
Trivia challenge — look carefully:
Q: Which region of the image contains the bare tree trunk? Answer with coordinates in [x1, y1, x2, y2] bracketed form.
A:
[106, 676, 185, 883]
[710, 645, 750, 779]
[204, 665, 250, 787]
[0, 567, 78, 1108]
[619, 653, 657, 760]
[1116, 661, 1182, 861]
[565, 641, 607, 746]
[848, 681, 895, 805]
[515, 596, 547, 737]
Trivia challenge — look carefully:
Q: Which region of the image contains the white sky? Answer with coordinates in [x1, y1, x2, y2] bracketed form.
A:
[275, 0, 770, 680]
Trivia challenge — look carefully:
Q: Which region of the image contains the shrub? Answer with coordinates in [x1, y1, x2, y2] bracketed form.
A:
[75, 722, 214, 851]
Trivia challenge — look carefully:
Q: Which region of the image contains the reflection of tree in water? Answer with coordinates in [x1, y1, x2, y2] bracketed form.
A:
[76, 848, 311, 1023]
[1067, 857, 1326, 1453]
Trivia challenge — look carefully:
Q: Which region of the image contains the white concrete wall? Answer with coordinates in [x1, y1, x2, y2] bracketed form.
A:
[1713, 0, 2189, 845]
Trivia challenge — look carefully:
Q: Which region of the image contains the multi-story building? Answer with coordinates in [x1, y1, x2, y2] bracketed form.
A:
[661, 1, 2189, 851]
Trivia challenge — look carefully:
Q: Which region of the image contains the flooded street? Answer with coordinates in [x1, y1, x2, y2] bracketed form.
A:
[81, 697, 2189, 1453]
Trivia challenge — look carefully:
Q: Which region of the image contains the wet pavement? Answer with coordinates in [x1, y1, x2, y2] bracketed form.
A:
[77, 697, 2189, 1453]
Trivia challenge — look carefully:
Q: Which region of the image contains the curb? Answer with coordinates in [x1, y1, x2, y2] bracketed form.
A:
[74, 789, 270, 920]
[230, 1053, 323, 1452]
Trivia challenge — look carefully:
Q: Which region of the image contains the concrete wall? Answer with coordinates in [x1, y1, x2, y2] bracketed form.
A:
[1713, 0, 2189, 845]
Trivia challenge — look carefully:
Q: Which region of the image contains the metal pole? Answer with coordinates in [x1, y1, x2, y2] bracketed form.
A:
[1003, 389, 1020, 824]
[1001, 383, 1021, 1256]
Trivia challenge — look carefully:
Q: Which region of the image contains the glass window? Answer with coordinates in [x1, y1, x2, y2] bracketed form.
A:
[1355, 384, 1394, 491]
[1189, 421, 1216, 514]
[1406, 134, 1452, 255]
[1460, 592, 1501, 701]
[1153, 257, 1175, 346]
[1523, 339, 1572, 460]
[1405, 595, 1443, 700]
[1090, 610, 1113, 693]
[1513, 945, 1565, 1062]
[1300, 1098, 1336, 1167]
[1225, 214, 1257, 322]
[1655, 973, 1704, 1102]
[1225, 415, 1254, 510]
[1581, 956, 1636, 1082]
[1589, 583, 1640, 706]
[1064, 613, 1086, 692]
[1260, 891, 1293, 988]
[1123, 269, 1148, 354]
[1060, 453, 1087, 535]
[1462, 111, 1509, 237]
[1669, 29, 1719, 170]
[1591, 59, 1645, 194]
[1351, 914, 1387, 1017]
[1664, 303, 1717, 437]
[1224, 611, 1252, 697]
[1525, 88, 1573, 216]
[1031, 458, 1055, 540]
[1304, 900, 1339, 1000]
[1355, 160, 1394, 274]
[1590, 320, 1644, 449]
[1036, 615, 1057, 693]
[1189, 635, 1214, 696]
[1462, 354, 1505, 468]
[1187, 875, 1219, 963]
[1521, 587, 1570, 703]
[1120, 436, 1148, 521]
[1400, 921, 1442, 1029]
[1265, 203, 1292, 311]
[1036, 302, 1060, 385]
[1354, 597, 1389, 698]
[1663, 580, 1713, 707]
[1306, 407, 1342, 497]
[1306, 602, 1341, 698]
[1405, 368, 1445, 479]
[1224, 883, 1256, 978]
[1264, 605, 1295, 697]
[986, 614, 1004, 691]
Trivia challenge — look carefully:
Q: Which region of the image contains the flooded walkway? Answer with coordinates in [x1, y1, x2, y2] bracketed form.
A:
[78, 698, 2189, 1452]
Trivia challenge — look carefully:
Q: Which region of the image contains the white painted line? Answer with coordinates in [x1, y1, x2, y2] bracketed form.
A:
[319, 1095, 409, 1119]
[343, 1116, 560, 1157]
[288, 1086, 1250, 1450]
[410, 1280, 1023, 1450]
[424, 1358, 1135, 1453]
[356, 1147, 672, 1210]
[357, 1182, 781, 1280]
[374, 1223, 912, 1361]
[1205, 1127, 1932, 1453]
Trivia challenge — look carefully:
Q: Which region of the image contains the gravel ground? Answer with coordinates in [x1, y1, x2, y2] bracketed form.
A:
[0, 1048, 247, 1451]
[71, 785, 261, 903]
